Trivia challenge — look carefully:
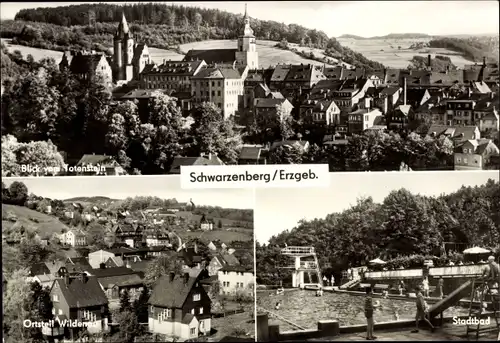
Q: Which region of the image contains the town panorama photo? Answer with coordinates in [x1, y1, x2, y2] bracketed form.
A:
[1, 1, 499, 177]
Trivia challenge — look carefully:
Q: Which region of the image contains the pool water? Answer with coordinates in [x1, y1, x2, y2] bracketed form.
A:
[257, 290, 470, 331]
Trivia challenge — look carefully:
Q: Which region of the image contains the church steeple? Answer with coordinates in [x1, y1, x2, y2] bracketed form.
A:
[242, 3, 254, 37]
[116, 12, 130, 38]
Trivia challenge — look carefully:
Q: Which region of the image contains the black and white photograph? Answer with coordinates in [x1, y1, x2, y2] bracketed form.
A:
[2, 176, 255, 342]
[1, 1, 499, 176]
[255, 171, 500, 341]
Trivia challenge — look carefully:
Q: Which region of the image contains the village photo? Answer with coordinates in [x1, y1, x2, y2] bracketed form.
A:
[1, 1, 499, 177]
[255, 171, 500, 341]
[2, 176, 256, 342]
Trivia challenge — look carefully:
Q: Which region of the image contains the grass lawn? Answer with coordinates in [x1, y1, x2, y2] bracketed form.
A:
[178, 229, 252, 244]
[1, 38, 64, 62]
[211, 310, 255, 341]
[2, 204, 69, 236]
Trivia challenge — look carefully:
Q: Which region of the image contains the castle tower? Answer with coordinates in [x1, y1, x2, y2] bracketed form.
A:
[235, 4, 258, 70]
[113, 13, 134, 82]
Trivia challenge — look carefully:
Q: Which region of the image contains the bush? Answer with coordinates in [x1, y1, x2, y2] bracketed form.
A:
[384, 252, 465, 270]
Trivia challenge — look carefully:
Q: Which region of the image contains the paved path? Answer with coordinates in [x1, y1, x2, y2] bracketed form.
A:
[307, 323, 498, 341]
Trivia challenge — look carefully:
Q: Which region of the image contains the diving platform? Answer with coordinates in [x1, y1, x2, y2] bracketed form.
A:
[279, 246, 323, 288]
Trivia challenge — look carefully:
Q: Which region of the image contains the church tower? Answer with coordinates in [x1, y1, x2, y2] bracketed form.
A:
[235, 4, 258, 70]
[113, 13, 134, 82]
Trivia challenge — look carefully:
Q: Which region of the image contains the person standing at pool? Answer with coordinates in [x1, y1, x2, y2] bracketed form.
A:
[437, 277, 444, 299]
[331, 275, 335, 286]
[398, 280, 405, 296]
[364, 287, 379, 340]
[411, 286, 435, 333]
[422, 277, 430, 298]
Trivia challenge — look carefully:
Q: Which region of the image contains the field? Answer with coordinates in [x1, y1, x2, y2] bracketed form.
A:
[337, 37, 473, 69]
[1, 38, 64, 62]
[211, 307, 255, 341]
[177, 228, 252, 244]
[148, 46, 184, 63]
[257, 289, 469, 331]
[2, 204, 69, 236]
[179, 39, 336, 68]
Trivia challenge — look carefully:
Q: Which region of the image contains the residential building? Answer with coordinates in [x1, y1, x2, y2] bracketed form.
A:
[479, 111, 499, 131]
[60, 52, 113, 84]
[49, 274, 109, 336]
[299, 99, 340, 125]
[119, 89, 171, 122]
[254, 98, 294, 119]
[61, 229, 87, 247]
[113, 222, 145, 248]
[200, 215, 214, 231]
[243, 69, 275, 108]
[270, 140, 310, 153]
[113, 13, 150, 82]
[183, 5, 258, 70]
[148, 270, 212, 339]
[29, 261, 68, 286]
[365, 86, 402, 114]
[388, 105, 413, 129]
[140, 60, 206, 92]
[169, 153, 225, 174]
[428, 125, 481, 145]
[454, 139, 500, 170]
[207, 240, 227, 252]
[207, 254, 240, 277]
[218, 265, 254, 295]
[75, 154, 126, 176]
[347, 108, 384, 134]
[281, 64, 326, 96]
[86, 266, 143, 301]
[145, 230, 171, 247]
[313, 78, 373, 112]
[269, 64, 291, 91]
[191, 64, 249, 118]
[238, 145, 269, 165]
[444, 99, 477, 126]
[88, 250, 121, 269]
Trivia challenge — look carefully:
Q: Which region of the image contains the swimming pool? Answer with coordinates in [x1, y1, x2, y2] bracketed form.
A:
[257, 290, 470, 331]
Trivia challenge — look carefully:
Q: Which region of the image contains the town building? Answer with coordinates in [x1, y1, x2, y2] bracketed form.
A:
[454, 139, 500, 170]
[428, 125, 481, 145]
[254, 98, 294, 120]
[238, 145, 269, 165]
[75, 154, 126, 176]
[60, 52, 113, 84]
[270, 140, 310, 153]
[61, 229, 87, 247]
[88, 250, 123, 269]
[113, 13, 150, 82]
[140, 60, 206, 92]
[169, 153, 225, 174]
[148, 270, 212, 339]
[49, 274, 109, 337]
[347, 108, 384, 134]
[183, 5, 258, 70]
[299, 99, 340, 125]
[113, 222, 145, 248]
[218, 265, 254, 295]
[86, 266, 143, 301]
[207, 253, 240, 276]
[200, 215, 214, 231]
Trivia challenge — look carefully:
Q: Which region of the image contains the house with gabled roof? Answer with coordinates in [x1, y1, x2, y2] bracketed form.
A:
[218, 265, 254, 296]
[75, 154, 126, 176]
[428, 125, 481, 145]
[169, 153, 225, 174]
[113, 222, 144, 248]
[148, 269, 212, 339]
[238, 145, 269, 165]
[207, 253, 241, 277]
[86, 266, 143, 301]
[50, 274, 109, 336]
[454, 139, 500, 170]
[61, 229, 87, 247]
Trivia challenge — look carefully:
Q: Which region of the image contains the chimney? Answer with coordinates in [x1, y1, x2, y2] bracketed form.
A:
[183, 272, 189, 284]
[403, 77, 407, 106]
[169, 272, 175, 282]
[483, 56, 486, 67]
[428, 54, 432, 69]
[64, 274, 70, 287]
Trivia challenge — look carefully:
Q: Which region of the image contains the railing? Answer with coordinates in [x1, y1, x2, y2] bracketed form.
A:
[365, 268, 423, 279]
[281, 246, 315, 255]
[429, 265, 484, 277]
[280, 261, 319, 269]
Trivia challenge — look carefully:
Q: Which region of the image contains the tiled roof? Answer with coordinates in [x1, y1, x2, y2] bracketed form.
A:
[428, 125, 478, 140]
[30, 262, 51, 276]
[148, 269, 202, 307]
[270, 64, 291, 82]
[239, 145, 264, 160]
[142, 60, 204, 76]
[169, 155, 224, 174]
[220, 254, 240, 266]
[254, 98, 288, 108]
[323, 66, 344, 80]
[97, 273, 143, 289]
[380, 87, 401, 96]
[88, 267, 137, 278]
[269, 91, 284, 99]
[219, 67, 243, 79]
[76, 154, 119, 167]
[46, 261, 66, 275]
[219, 265, 253, 273]
[70, 54, 106, 75]
[132, 43, 147, 65]
[183, 49, 236, 64]
[182, 313, 195, 324]
[53, 276, 108, 308]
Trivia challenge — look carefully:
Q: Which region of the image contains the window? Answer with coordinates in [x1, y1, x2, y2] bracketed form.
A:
[193, 294, 201, 301]
[58, 309, 63, 315]
[191, 308, 195, 314]
[158, 308, 172, 322]
[212, 91, 215, 96]
[218, 81, 221, 87]
[199, 307, 204, 314]
[212, 81, 215, 87]
[53, 295, 59, 302]
[52, 308, 55, 315]
[218, 90, 221, 96]
[190, 328, 196, 335]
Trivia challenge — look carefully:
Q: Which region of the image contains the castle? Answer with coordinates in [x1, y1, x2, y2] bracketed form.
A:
[113, 13, 151, 82]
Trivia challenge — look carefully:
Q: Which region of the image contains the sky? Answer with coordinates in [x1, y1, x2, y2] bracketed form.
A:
[1, 1, 498, 37]
[255, 171, 500, 243]
[3, 176, 254, 209]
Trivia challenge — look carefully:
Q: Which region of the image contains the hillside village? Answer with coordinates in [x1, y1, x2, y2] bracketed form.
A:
[2, 181, 255, 342]
[1, 5, 499, 175]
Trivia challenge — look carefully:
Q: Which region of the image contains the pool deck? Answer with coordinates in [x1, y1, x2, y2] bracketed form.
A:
[307, 323, 499, 341]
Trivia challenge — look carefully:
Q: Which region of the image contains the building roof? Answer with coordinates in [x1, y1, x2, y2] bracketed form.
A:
[183, 49, 236, 64]
[284, 64, 325, 84]
[142, 60, 204, 76]
[121, 89, 168, 100]
[87, 267, 137, 278]
[169, 155, 224, 174]
[116, 13, 130, 38]
[323, 66, 344, 80]
[428, 125, 478, 140]
[30, 262, 51, 276]
[218, 253, 240, 266]
[132, 43, 148, 65]
[70, 54, 107, 75]
[76, 154, 119, 167]
[380, 86, 401, 96]
[270, 64, 291, 82]
[148, 269, 202, 308]
[239, 146, 264, 160]
[254, 98, 289, 108]
[98, 273, 143, 289]
[52, 276, 108, 308]
[219, 265, 253, 273]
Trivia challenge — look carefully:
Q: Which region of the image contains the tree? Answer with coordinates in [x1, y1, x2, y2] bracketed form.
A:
[189, 102, 242, 164]
[276, 103, 295, 140]
[193, 12, 203, 31]
[133, 287, 150, 323]
[16, 139, 66, 176]
[113, 310, 142, 343]
[144, 253, 183, 287]
[119, 289, 131, 312]
[268, 143, 304, 164]
[7, 181, 28, 205]
[1, 135, 21, 176]
[217, 219, 223, 229]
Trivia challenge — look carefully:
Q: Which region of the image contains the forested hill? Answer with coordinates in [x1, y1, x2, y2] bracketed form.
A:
[6, 3, 385, 70]
[257, 179, 500, 276]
